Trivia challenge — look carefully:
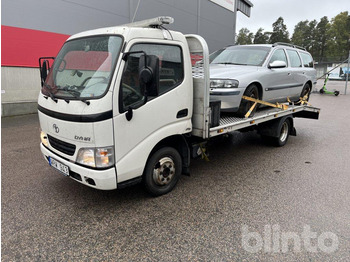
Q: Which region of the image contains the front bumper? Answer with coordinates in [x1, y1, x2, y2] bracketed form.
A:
[210, 88, 243, 112]
[40, 143, 117, 190]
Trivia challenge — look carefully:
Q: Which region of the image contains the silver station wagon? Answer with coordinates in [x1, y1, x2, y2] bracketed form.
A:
[209, 43, 317, 117]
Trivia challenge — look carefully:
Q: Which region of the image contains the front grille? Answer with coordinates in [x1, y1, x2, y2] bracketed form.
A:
[48, 135, 76, 156]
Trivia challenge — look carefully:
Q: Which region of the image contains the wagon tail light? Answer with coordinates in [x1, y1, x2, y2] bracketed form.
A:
[210, 79, 239, 88]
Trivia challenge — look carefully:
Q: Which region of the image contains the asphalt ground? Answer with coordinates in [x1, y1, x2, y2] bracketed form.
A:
[2, 81, 350, 261]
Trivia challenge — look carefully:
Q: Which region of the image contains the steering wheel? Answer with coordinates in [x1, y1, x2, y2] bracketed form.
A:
[122, 83, 143, 102]
[81, 76, 108, 87]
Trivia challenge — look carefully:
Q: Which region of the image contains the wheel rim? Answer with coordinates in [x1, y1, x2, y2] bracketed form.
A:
[280, 122, 289, 142]
[153, 157, 175, 186]
[247, 89, 258, 109]
[250, 91, 258, 99]
[302, 86, 311, 100]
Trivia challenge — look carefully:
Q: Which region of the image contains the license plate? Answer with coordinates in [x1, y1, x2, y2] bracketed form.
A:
[49, 157, 69, 176]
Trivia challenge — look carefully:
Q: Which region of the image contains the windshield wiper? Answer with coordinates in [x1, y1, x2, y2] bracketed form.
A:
[43, 83, 58, 103]
[57, 86, 90, 105]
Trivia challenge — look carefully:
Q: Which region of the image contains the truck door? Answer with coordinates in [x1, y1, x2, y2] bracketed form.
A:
[113, 40, 192, 183]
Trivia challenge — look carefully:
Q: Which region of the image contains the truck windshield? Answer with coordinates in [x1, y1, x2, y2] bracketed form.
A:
[43, 35, 122, 100]
[211, 46, 271, 66]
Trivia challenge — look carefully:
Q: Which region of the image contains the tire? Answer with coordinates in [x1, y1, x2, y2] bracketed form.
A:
[236, 84, 259, 118]
[271, 118, 291, 147]
[295, 83, 311, 105]
[143, 147, 182, 196]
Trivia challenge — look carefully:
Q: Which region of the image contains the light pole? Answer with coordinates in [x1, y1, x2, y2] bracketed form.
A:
[345, 50, 350, 95]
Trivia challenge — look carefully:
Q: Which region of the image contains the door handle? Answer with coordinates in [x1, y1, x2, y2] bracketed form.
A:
[288, 72, 291, 76]
[177, 109, 188, 118]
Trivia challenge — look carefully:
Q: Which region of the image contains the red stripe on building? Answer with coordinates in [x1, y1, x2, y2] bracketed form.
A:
[1, 25, 70, 68]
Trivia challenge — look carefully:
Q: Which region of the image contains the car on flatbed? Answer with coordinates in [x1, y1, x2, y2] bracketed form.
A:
[209, 43, 317, 117]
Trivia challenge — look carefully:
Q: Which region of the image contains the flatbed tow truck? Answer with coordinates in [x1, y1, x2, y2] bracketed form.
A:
[38, 17, 320, 196]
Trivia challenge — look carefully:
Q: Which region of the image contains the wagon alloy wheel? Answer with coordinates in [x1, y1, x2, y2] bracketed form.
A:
[144, 147, 182, 196]
[296, 83, 311, 105]
[236, 84, 259, 117]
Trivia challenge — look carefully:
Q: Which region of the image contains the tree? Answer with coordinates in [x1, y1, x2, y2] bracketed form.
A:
[313, 16, 330, 61]
[254, 28, 270, 44]
[236, 28, 254, 45]
[305, 20, 318, 54]
[291, 20, 309, 46]
[269, 17, 290, 44]
[326, 12, 350, 61]
[292, 20, 317, 53]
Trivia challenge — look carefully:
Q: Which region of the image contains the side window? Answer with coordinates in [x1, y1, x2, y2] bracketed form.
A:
[269, 49, 288, 65]
[286, 50, 302, 68]
[120, 53, 144, 110]
[300, 52, 314, 67]
[120, 43, 184, 112]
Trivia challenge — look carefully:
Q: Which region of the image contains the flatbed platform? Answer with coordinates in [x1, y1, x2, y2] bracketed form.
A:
[209, 104, 320, 138]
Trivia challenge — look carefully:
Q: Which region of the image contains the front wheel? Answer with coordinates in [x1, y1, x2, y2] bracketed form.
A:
[143, 147, 182, 196]
[236, 84, 259, 118]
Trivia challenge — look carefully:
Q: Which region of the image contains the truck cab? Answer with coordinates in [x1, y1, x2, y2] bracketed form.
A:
[39, 17, 197, 194]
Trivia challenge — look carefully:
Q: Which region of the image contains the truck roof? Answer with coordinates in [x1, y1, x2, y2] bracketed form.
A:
[67, 16, 184, 43]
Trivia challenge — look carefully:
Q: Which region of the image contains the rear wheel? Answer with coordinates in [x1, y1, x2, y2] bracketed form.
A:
[260, 118, 292, 147]
[143, 147, 182, 196]
[236, 84, 259, 118]
[271, 118, 291, 147]
[295, 83, 311, 105]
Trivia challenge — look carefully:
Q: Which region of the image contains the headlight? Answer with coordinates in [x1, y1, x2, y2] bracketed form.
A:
[210, 79, 239, 88]
[76, 147, 115, 168]
[40, 131, 49, 147]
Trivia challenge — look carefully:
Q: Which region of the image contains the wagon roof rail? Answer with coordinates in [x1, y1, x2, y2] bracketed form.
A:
[273, 42, 306, 51]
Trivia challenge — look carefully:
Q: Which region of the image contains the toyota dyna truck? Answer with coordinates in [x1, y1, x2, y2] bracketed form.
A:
[38, 17, 320, 196]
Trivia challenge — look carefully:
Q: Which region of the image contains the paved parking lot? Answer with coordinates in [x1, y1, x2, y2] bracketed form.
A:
[2, 81, 350, 261]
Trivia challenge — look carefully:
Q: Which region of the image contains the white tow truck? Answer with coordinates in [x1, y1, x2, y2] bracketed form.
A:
[38, 17, 320, 196]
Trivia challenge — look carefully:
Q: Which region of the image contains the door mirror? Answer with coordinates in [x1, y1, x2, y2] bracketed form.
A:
[139, 54, 159, 97]
[39, 57, 55, 87]
[40, 61, 48, 86]
[268, 60, 287, 69]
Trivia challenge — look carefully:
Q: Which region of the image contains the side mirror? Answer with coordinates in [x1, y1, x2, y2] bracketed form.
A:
[40, 61, 48, 86]
[139, 54, 159, 97]
[268, 60, 287, 69]
[39, 57, 55, 87]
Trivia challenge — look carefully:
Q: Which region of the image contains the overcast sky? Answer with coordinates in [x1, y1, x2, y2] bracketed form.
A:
[236, 0, 350, 36]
